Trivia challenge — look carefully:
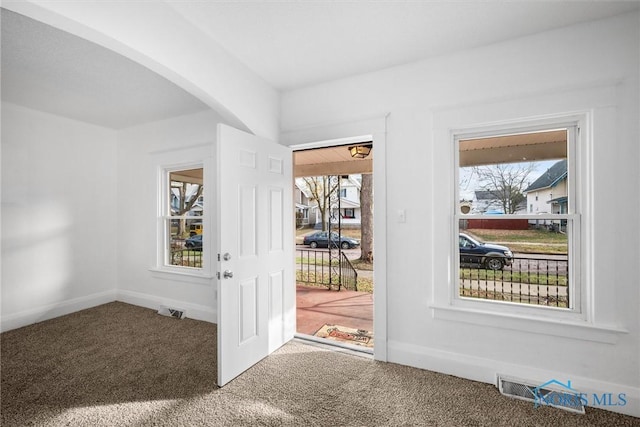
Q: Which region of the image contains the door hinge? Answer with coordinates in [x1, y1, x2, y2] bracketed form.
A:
[216, 271, 220, 279]
[217, 253, 220, 261]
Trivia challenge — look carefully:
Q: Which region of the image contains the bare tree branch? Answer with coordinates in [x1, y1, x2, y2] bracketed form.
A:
[471, 163, 535, 214]
[171, 181, 203, 236]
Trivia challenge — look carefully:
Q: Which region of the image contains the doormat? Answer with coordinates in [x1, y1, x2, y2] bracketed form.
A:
[313, 324, 374, 348]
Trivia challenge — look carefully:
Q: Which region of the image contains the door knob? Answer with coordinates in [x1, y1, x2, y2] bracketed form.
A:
[223, 270, 233, 279]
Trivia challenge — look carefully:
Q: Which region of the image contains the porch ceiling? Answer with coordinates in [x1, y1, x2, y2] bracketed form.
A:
[294, 143, 373, 177]
[460, 129, 567, 167]
[170, 168, 203, 185]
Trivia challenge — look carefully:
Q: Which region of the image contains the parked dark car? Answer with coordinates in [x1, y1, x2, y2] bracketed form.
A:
[185, 234, 203, 251]
[303, 231, 360, 249]
[459, 233, 513, 270]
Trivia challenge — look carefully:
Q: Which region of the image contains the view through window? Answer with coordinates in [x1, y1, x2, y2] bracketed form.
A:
[456, 128, 575, 309]
[166, 168, 204, 269]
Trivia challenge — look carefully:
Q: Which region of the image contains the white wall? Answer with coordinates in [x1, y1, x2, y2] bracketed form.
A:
[281, 12, 640, 416]
[1, 2, 283, 327]
[0, 105, 239, 328]
[116, 110, 223, 323]
[0, 106, 225, 327]
[1, 103, 118, 331]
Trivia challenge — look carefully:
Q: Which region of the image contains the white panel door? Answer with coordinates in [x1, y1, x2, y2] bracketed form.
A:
[217, 124, 294, 386]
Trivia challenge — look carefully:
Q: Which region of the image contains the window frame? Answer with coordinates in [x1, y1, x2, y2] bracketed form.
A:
[430, 87, 630, 342]
[451, 119, 584, 318]
[155, 162, 211, 277]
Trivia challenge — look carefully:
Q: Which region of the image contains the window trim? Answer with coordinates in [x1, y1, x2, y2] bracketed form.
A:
[450, 118, 585, 320]
[155, 161, 211, 278]
[429, 85, 630, 342]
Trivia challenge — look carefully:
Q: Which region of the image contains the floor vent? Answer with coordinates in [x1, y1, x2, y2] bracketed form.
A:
[498, 375, 586, 415]
[158, 305, 186, 319]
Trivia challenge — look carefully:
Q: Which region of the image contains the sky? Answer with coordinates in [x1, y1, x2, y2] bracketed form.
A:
[459, 159, 558, 201]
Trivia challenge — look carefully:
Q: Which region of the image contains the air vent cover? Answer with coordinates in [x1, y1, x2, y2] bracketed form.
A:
[158, 305, 186, 319]
[498, 375, 585, 414]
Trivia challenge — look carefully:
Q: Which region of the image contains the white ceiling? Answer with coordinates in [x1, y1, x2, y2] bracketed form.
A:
[1, 9, 210, 129]
[1, 2, 638, 129]
[168, 1, 640, 90]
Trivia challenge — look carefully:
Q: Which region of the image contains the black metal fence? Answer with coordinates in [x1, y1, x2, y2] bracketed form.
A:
[296, 249, 358, 291]
[459, 255, 568, 307]
[170, 239, 203, 268]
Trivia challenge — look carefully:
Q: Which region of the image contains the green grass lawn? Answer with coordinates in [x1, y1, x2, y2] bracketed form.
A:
[459, 288, 568, 308]
[296, 227, 314, 236]
[295, 271, 372, 293]
[296, 256, 373, 270]
[460, 269, 567, 286]
[464, 229, 568, 254]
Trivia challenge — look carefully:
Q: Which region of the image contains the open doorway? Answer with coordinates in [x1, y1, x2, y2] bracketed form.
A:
[292, 142, 375, 352]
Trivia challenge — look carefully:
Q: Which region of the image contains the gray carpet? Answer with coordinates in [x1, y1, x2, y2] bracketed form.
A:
[2, 302, 638, 426]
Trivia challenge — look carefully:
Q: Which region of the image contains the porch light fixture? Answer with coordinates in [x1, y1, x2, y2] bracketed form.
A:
[348, 143, 372, 159]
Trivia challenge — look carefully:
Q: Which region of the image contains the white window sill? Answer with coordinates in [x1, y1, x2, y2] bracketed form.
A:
[429, 304, 627, 344]
[149, 267, 214, 285]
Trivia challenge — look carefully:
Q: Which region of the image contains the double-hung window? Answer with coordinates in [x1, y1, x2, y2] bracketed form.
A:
[455, 124, 579, 311]
[159, 166, 205, 271]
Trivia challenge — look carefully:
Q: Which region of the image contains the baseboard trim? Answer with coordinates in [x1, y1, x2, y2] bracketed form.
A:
[1, 290, 117, 332]
[0, 289, 217, 332]
[116, 289, 217, 324]
[388, 340, 640, 418]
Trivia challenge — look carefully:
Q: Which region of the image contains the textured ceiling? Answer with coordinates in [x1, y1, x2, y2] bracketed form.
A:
[1, 9, 209, 129]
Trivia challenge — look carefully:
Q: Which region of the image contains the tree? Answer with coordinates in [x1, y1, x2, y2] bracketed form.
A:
[359, 173, 374, 263]
[471, 163, 535, 214]
[302, 176, 340, 231]
[171, 180, 203, 236]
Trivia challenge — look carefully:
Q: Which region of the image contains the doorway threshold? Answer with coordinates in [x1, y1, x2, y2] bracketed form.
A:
[294, 333, 373, 359]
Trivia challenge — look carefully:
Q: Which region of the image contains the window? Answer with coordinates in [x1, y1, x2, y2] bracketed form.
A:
[339, 188, 347, 197]
[456, 126, 578, 310]
[343, 208, 355, 218]
[161, 167, 204, 269]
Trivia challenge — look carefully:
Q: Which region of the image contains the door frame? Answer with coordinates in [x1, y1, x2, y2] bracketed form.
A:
[285, 116, 388, 362]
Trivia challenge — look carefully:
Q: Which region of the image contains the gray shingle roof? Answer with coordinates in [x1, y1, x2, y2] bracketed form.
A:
[474, 190, 499, 201]
[524, 159, 567, 192]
